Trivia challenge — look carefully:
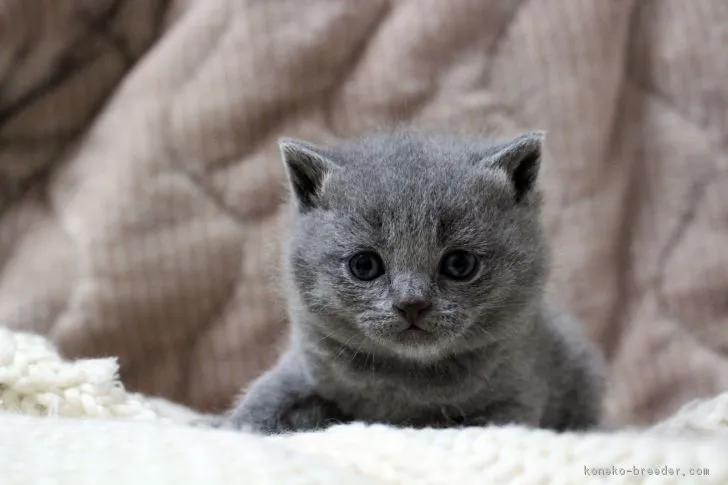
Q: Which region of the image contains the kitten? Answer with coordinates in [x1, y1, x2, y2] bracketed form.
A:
[225, 130, 605, 434]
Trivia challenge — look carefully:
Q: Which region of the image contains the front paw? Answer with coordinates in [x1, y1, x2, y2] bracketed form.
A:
[278, 394, 349, 432]
[232, 395, 349, 435]
[188, 415, 237, 430]
[463, 401, 541, 428]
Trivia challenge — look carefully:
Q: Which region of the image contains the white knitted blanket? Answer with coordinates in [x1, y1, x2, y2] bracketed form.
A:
[1, 327, 727, 485]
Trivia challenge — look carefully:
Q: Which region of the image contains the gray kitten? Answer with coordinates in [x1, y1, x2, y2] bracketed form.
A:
[225, 130, 605, 434]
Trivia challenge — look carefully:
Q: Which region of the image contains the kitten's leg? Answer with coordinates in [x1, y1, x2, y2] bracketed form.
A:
[188, 414, 233, 429]
[226, 351, 350, 435]
[540, 309, 606, 431]
[463, 400, 542, 428]
[548, 365, 604, 431]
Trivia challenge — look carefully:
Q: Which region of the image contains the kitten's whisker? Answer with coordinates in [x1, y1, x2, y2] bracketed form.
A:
[479, 301, 534, 311]
[348, 338, 366, 365]
[333, 334, 360, 361]
[317, 331, 338, 344]
[466, 325, 497, 342]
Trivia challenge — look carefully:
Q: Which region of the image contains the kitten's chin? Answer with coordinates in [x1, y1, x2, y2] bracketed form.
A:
[391, 344, 450, 362]
[371, 330, 454, 362]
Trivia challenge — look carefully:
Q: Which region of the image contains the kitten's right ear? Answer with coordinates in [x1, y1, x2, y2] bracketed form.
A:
[278, 138, 338, 212]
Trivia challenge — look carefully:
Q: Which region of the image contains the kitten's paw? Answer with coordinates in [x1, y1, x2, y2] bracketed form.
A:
[188, 415, 234, 429]
[189, 415, 259, 434]
[464, 401, 541, 428]
[232, 395, 350, 435]
[279, 394, 350, 432]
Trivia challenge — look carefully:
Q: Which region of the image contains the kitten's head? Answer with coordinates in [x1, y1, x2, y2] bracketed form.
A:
[279, 130, 548, 361]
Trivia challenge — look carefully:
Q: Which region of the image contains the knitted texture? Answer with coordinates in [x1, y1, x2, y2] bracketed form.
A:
[0, 328, 196, 422]
[1, 327, 727, 484]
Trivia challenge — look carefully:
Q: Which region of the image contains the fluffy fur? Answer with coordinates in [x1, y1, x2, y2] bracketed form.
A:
[227, 130, 605, 434]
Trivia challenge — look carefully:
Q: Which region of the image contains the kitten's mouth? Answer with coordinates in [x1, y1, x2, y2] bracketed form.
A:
[385, 323, 446, 359]
[396, 324, 436, 342]
[404, 324, 428, 333]
[366, 320, 441, 350]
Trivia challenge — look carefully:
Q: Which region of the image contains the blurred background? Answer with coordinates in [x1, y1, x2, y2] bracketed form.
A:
[1, 0, 727, 428]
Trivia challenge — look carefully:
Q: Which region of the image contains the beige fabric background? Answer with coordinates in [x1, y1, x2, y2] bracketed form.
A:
[1, 0, 727, 427]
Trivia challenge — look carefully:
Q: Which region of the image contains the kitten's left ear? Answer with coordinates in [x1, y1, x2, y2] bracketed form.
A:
[484, 131, 544, 203]
[278, 138, 338, 212]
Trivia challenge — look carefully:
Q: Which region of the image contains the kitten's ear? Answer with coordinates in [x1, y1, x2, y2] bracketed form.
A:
[483, 131, 544, 203]
[278, 138, 338, 212]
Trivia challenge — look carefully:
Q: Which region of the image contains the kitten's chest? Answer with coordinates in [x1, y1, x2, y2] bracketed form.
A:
[312, 354, 497, 423]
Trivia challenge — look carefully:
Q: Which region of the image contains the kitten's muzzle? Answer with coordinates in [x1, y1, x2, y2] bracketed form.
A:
[393, 298, 432, 329]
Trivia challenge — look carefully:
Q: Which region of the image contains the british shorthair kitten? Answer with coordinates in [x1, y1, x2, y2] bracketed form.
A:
[224, 130, 605, 434]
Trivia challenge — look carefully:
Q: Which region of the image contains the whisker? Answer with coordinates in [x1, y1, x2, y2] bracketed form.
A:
[333, 334, 360, 360]
[348, 338, 366, 365]
[479, 301, 533, 311]
[317, 331, 337, 343]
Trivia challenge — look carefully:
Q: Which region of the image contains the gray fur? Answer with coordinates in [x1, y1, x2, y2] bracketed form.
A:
[226, 130, 605, 434]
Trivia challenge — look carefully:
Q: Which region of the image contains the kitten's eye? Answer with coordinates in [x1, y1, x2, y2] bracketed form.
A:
[348, 251, 385, 281]
[440, 250, 479, 281]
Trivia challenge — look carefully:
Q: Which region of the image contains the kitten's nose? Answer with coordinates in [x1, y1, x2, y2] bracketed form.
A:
[393, 298, 432, 326]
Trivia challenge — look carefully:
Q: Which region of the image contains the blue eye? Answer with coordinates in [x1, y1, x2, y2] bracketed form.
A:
[440, 250, 479, 281]
[349, 252, 385, 281]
